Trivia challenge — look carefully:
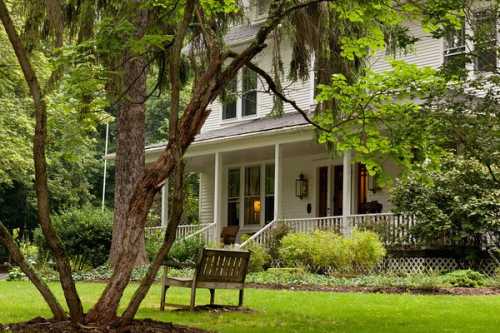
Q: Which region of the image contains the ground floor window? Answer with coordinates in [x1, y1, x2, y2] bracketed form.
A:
[227, 168, 240, 226]
[227, 163, 274, 227]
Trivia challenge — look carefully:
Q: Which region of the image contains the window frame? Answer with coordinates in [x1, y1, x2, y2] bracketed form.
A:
[473, 9, 498, 72]
[220, 67, 259, 122]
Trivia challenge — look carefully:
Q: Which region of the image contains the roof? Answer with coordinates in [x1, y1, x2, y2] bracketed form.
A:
[144, 112, 311, 153]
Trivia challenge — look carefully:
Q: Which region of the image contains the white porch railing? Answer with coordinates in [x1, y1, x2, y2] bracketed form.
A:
[145, 222, 216, 243]
[240, 213, 416, 249]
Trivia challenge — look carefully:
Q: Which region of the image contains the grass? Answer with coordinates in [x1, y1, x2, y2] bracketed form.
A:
[0, 281, 499, 333]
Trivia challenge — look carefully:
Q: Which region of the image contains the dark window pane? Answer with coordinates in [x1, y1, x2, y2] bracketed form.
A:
[265, 196, 274, 223]
[223, 78, 237, 119]
[228, 168, 240, 198]
[228, 200, 240, 226]
[242, 67, 257, 116]
[474, 10, 497, 71]
[245, 166, 260, 196]
[265, 164, 274, 195]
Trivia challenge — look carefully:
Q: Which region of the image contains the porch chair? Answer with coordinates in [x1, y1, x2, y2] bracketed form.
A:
[221, 225, 239, 245]
[160, 248, 250, 311]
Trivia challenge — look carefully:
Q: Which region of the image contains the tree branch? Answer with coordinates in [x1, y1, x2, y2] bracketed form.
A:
[0, 0, 84, 323]
[0, 223, 66, 320]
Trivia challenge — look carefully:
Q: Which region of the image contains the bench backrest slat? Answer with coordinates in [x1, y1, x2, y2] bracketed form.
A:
[196, 248, 250, 283]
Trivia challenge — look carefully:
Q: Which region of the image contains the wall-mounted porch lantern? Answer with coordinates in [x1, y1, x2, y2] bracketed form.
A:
[295, 173, 308, 199]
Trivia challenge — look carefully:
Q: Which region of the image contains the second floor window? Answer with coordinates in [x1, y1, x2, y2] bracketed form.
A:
[221, 67, 258, 120]
[474, 10, 497, 72]
[444, 22, 466, 66]
[242, 67, 257, 116]
[222, 78, 237, 120]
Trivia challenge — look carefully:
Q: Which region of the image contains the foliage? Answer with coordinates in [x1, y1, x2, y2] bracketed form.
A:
[267, 223, 290, 261]
[6, 266, 25, 281]
[391, 157, 500, 245]
[441, 269, 487, 288]
[34, 206, 113, 269]
[315, 61, 447, 176]
[244, 241, 271, 273]
[279, 230, 386, 273]
[165, 237, 206, 266]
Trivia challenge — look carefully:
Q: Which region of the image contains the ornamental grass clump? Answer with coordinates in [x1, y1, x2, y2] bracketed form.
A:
[278, 230, 386, 274]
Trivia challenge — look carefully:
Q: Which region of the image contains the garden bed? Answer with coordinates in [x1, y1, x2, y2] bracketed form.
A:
[1, 317, 209, 333]
[247, 283, 500, 295]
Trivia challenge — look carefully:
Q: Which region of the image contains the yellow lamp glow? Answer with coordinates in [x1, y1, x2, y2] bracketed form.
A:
[253, 199, 261, 213]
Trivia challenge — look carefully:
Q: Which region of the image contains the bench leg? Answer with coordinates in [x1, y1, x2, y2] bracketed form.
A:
[209, 289, 215, 305]
[160, 286, 169, 311]
[238, 289, 244, 307]
[190, 287, 197, 311]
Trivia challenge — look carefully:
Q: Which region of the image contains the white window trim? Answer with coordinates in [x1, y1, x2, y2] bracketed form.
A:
[221, 69, 259, 123]
[224, 160, 274, 231]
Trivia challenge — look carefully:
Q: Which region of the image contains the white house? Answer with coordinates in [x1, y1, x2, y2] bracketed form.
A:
[143, 3, 497, 246]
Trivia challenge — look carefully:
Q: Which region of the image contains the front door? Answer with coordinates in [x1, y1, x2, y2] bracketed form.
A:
[333, 165, 343, 216]
[318, 166, 329, 217]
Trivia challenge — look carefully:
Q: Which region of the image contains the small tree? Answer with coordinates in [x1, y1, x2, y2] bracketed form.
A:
[391, 157, 500, 247]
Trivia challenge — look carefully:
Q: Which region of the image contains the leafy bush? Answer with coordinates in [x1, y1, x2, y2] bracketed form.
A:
[166, 237, 206, 265]
[441, 269, 487, 288]
[391, 157, 500, 246]
[34, 206, 112, 269]
[279, 230, 386, 273]
[267, 224, 290, 261]
[7, 266, 25, 281]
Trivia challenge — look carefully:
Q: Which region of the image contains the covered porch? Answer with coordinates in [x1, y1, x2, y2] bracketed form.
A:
[148, 119, 399, 245]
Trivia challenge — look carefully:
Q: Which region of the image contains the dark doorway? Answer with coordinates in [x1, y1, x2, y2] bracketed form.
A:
[318, 166, 329, 217]
[333, 165, 343, 216]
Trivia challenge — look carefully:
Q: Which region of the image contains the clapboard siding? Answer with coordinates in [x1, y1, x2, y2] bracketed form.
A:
[199, 171, 214, 225]
[200, 36, 313, 133]
[370, 21, 444, 72]
[202, 21, 443, 134]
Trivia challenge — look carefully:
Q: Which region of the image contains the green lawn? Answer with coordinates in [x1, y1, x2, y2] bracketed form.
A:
[0, 281, 499, 333]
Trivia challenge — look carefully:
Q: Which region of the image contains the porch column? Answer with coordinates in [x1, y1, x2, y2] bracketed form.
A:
[274, 143, 281, 220]
[161, 181, 168, 227]
[213, 152, 222, 244]
[342, 150, 352, 236]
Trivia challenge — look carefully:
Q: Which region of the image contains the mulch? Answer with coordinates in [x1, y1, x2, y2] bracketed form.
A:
[246, 283, 500, 296]
[0, 317, 210, 333]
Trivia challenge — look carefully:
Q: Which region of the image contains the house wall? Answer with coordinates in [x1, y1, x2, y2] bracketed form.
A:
[200, 36, 313, 134]
[370, 21, 444, 72]
[199, 169, 214, 225]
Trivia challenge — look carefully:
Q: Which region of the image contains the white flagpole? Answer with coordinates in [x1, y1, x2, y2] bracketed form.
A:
[101, 123, 110, 211]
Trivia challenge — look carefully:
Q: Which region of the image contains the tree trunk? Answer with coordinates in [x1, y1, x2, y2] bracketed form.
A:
[120, 159, 185, 323]
[108, 6, 149, 269]
[0, 223, 66, 320]
[0, 0, 84, 323]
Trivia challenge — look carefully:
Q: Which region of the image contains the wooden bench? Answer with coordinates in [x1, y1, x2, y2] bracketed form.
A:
[160, 248, 250, 311]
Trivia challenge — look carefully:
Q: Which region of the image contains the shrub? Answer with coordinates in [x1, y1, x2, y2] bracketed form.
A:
[166, 236, 206, 265]
[351, 230, 387, 271]
[391, 157, 500, 246]
[34, 206, 112, 269]
[268, 224, 291, 261]
[441, 269, 487, 288]
[7, 267, 25, 281]
[278, 230, 386, 273]
[246, 242, 271, 272]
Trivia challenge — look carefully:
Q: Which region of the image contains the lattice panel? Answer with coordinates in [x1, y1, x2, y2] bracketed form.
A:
[376, 257, 498, 276]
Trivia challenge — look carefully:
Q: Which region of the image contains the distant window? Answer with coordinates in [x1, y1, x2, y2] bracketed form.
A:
[227, 168, 240, 226]
[444, 22, 466, 67]
[222, 77, 237, 120]
[265, 164, 275, 223]
[244, 166, 261, 225]
[257, 0, 269, 17]
[474, 10, 497, 72]
[242, 67, 257, 117]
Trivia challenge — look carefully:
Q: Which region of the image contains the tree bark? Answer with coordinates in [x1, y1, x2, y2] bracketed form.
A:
[120, 159, 185, 323]
[87, 0, 323, 324]
[0, 0, 84, 323]
[0, 223, 66, 320]
[108, 4, 149, 269]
